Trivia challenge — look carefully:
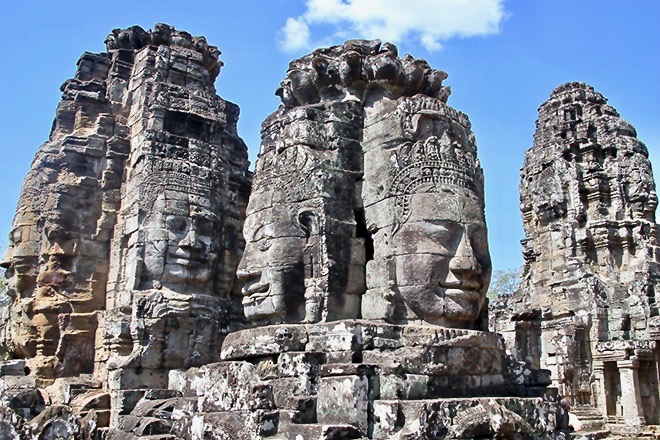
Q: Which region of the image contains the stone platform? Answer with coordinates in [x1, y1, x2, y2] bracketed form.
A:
[160, 320, 568, 439]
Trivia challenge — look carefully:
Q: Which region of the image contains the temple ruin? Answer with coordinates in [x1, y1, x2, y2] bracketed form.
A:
[0, 24, 252, 438]
[0, 25, 657, 439]
[492, 82, 660, 437]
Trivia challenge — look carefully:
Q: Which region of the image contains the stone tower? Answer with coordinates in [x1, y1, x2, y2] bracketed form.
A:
[0, 24, 250, 432]
[0, 33, 570, 438]
[174, 41, 567, 439]
[496, 82, 660, 433]
[239, 41, 491, 331]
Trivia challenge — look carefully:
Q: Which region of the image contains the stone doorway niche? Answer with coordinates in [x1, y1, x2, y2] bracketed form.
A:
[639, 360, 660, 425]
[514, 319, 542, 369]
[604, 361, 622, 420]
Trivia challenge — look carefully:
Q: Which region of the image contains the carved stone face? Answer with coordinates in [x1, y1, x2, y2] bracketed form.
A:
[236, 203, 306, 324]
[1, 223, 39, 296]
[141, 194, 220, 289]
[391, 191, 491, 328]
[1, 217, 78, 373]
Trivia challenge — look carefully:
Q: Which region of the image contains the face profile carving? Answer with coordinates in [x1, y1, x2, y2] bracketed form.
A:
[237, 203, 306, 324]
[363, 96, 491, 329]
[387, 123, 491, 327]
[237, 92, 364, 326]
[238, 203, 334, 325]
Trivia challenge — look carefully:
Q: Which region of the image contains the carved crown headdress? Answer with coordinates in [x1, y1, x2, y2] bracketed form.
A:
[137, 160, 215, 211]
[386, 96, 484, 226]
[387, 135, 484, 226]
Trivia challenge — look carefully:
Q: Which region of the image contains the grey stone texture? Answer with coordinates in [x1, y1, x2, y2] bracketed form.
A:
[179, 40, 565, 439]
[239, 39, 490, 331]
[180, 321, 566, 439]
[4, 29, 656, 439]
[0, 23, 250, 437]
[492, 82, 660, 436]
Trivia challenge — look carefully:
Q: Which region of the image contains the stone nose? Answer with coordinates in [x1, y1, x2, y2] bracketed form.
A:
[236, 268, 261, 282]
[237, 268, 269, 296]
[179, 228, 203, 250]
[448, 233, 482, 288]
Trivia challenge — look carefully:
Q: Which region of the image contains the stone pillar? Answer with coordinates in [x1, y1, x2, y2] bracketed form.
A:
[617, 358, 645, 426]
[656, 347, 660, 394]
[592, 361, 608, 417]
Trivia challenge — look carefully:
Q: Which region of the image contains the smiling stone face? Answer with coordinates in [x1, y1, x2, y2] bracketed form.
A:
[165, 211, 218, 281]
[391, 191, 491, 328]
[1, 223, 39, 300]
[236, 202, 306, 325]
[137, 183, 222, 293]
[361, 95, 490, 329]
[237, 95, 364, 327]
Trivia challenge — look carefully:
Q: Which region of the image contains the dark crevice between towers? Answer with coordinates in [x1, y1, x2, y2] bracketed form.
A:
[354, 208, 374, 263]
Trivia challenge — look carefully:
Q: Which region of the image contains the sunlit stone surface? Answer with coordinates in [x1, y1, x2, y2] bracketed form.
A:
[492, 82, 660, 436]
[11, 34, 657, 439]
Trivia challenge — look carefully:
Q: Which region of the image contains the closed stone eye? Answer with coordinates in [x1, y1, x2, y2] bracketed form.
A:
[258, 239, 273, 252]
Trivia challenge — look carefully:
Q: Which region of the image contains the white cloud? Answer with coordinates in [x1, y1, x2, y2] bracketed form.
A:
[280, 17, 312, 51]
[279, 0, 506, 52]
[421, 34, 443, 52]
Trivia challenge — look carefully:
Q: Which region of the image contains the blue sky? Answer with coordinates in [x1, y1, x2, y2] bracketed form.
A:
[1, 1, 658, 274]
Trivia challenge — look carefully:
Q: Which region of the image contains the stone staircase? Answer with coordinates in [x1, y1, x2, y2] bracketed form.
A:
[569, 404, 610, 438]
